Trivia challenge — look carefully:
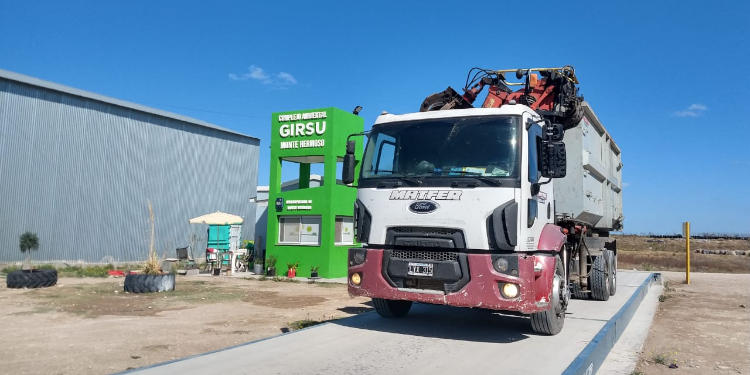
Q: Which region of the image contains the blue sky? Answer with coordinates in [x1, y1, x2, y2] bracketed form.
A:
[1, 1, 748, 234]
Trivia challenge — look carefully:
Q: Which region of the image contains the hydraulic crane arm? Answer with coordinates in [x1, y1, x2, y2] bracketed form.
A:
[420, 66, 584, 129]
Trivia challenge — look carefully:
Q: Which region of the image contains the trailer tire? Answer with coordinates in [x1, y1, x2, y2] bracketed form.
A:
[372, 298, 412, 318]
[6, 269, 58, 288]
[530, 256, 566, 335]
[570, 282, 588, 299]
[606, 250, 617, 296]
[590, 253, 610, 301]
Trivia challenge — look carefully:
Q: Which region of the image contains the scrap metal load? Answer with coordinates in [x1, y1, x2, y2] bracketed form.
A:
[420, 66, 584, 129]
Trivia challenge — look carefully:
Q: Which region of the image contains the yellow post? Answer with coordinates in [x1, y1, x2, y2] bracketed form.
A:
[683, 221, 691, 284]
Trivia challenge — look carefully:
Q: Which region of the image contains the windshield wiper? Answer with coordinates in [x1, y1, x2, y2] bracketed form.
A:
[397, 176, 423, 186]
[442, 171, 504, 186]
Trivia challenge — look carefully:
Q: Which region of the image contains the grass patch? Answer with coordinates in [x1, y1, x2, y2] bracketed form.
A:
[652, 352, 670, 365]
[57, 264, 115, 277]
[649, 351, 679, 367]
[1, 265, 20, 275]
[658, 281, 676, 302]
[288, 319, 326, 330]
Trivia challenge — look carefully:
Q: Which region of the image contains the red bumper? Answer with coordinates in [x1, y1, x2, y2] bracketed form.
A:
[348, 249, 556, 314]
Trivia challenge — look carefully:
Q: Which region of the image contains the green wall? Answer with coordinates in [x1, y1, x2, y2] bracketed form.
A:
[266, 107, 363, 278]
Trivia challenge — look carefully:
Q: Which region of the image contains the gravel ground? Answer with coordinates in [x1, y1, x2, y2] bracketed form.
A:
[634, 271, 750, 374]
[0, 275, 370, 374]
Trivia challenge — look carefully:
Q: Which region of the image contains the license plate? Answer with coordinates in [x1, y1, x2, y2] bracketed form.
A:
[407, 262, 434, 277]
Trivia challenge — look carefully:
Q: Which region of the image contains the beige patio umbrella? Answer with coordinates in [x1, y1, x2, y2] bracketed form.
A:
[188, 211, 243, 225]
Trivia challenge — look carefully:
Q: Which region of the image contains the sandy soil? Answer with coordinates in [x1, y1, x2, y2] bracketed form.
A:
[0, 276, 371, 374]
[635, 272, 750, 374]
[614, 235, 750, 274]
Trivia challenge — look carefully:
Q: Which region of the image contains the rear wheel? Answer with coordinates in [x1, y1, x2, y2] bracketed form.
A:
[606, 250, 617, 296]
[570, 282, 588, 299]
[530, 256, 567, 335]
[590, 253, 611, 301]
[372, 298, 412, 318]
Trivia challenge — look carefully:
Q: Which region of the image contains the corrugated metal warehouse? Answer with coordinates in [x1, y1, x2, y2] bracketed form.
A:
[0, 69, 260, 263]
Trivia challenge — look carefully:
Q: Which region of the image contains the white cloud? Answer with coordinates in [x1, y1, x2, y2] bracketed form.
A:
[673, 103, 708, 117]
[228, 65, 297, 86]
[276, 72, 297, 85]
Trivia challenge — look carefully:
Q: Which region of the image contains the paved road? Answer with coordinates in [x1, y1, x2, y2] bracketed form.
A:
[128, 271, 654, 375]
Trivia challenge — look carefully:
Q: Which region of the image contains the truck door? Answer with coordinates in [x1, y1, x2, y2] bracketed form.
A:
[525, 120, 553, 251]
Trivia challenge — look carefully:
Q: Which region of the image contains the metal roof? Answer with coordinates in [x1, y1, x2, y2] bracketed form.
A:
[0, 68, 259, 142]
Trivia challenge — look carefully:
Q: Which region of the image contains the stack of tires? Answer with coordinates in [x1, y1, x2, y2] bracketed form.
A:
[6, 269, 58, 288]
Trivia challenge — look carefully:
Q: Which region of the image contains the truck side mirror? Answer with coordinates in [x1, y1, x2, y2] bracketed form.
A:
[342, 140, 356, 184]
[540, 141, 567, 178]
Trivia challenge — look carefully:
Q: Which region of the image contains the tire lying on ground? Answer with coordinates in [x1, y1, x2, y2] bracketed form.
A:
[124, 273, 175, 293]
[6, 269, 58, 288]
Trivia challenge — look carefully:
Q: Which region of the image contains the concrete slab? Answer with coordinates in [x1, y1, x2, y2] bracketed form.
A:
[125, 271, 655, 375]
[597, 276, 663, 374]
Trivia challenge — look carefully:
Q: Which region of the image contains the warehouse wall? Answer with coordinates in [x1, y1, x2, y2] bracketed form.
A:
[0, 77, 259, 262]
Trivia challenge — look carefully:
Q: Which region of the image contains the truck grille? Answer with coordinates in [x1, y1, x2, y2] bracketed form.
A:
[391, 249, 458, 262]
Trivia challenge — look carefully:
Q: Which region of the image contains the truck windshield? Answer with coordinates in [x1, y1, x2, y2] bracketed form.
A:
[361, 115, 519, 186]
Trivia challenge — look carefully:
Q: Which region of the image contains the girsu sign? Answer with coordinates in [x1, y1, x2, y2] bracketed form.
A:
[278, 111, 327, 149]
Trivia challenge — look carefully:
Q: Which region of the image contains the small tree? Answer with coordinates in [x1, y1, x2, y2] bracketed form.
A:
[19, 231, 40, 269]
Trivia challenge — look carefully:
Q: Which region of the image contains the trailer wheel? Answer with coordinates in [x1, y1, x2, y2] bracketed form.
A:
[606, 250, 617, 296]
[530, 256, 566, 335]
[590, 253, 610, 301]
[570, 282, 588, 299]
[372, 298, 412, 318]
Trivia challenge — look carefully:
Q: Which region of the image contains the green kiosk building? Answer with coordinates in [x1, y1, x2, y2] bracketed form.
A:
[266, 107, 363, 278]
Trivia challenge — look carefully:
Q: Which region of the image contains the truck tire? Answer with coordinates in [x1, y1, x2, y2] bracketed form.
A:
[530, 256, 567, 335]
[6, 269, 58, 288]
[590, 253, 610, 301]
[570, 282, 588, 299]
[124, 273, 175, 293]
[606, 250, 617, 296]
[372, 298, 412, 318]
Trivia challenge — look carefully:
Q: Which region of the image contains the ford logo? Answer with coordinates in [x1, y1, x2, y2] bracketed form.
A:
[409, 201, 438, 214]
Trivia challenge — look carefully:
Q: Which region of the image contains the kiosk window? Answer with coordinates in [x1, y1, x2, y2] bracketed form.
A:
[335, 216, 354, 244]
[278, 216, 321, 245]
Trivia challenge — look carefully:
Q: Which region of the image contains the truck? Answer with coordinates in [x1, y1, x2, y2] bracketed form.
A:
[342, 66, 623, 335]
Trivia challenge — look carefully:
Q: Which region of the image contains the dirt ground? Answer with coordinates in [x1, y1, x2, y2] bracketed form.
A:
[614, 235, 750, 274]
[0, 275, 371, 374]
[635, 272, 750, 374]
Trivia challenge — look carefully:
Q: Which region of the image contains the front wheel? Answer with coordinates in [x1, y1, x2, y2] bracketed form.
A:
[372, 298, 412, 318]
[530, 255, 567, 335]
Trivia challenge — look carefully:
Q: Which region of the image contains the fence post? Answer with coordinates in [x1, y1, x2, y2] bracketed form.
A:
[683, 221, 691, 284]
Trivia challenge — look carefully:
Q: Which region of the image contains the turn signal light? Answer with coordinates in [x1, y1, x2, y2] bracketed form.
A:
[350, 273, 361, 286]
[500, 283, 519, 299]
[529, 73, 538, 88]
